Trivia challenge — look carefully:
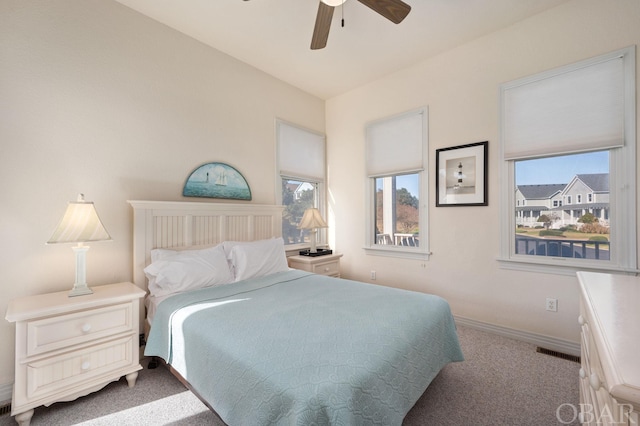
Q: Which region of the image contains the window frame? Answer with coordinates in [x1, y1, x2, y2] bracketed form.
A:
[364, 108, 430, 260]
[275, 119, 327, 253]
[498, 47, 637, 275]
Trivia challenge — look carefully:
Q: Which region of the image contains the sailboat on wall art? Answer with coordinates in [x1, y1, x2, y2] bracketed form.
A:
[183, 162, 252, 200]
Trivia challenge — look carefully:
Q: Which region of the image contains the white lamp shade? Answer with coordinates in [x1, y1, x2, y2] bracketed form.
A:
[298, 208, 328, 230]
[48, 195, 111, 244]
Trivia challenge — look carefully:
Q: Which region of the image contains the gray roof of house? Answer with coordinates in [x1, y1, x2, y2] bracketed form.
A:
[517, 184, 566, 199]
[575, 173, 609, 192]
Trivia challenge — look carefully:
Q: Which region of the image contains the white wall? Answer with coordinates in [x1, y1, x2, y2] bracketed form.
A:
[326, 0, 640, 347]
[0, 0, 324, 390]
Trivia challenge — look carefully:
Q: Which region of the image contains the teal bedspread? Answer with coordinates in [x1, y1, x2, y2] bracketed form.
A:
[145, 270, 464, 425]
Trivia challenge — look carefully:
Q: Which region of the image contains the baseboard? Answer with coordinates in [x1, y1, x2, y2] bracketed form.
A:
[0, 381, 12, 405]
[454, 315, 581, 357]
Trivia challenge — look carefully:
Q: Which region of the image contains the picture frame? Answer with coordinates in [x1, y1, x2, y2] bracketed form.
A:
[436, 141, 488, 207]
[183, 162, 252, 200]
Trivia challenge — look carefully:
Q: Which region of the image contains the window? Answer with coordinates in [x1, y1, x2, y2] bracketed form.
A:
[500, 47, 636, 274]
[365, 108, 429, 259]
[281, 178, 319, 244]
[276, 120, 325, 248]
[374, 173, 420, 247]
[515, 151, 610, 260]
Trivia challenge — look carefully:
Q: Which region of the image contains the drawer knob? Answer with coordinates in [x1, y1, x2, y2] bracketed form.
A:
[81, 361, 91, 371]
[589, 373, 601, 390]
[579, 368, 586, 379]
[324, 267, 330, 272]
[81, 323, 92, 333]
[578, 315, 585, 325]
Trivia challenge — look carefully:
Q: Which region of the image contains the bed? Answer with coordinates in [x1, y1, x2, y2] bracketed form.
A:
[129, 200, 464, 425]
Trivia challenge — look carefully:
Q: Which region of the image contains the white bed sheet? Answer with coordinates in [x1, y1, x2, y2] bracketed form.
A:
[145, 294, 172, 323]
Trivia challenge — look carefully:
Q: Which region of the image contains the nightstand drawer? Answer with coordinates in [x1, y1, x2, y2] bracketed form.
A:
[288, 253, 342, 278]
[311, 260, 340, 276]
[24, 335, 136, 401]
[26, 303, 134, 357]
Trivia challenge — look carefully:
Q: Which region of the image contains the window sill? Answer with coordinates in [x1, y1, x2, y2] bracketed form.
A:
[364, 245, 431, 261]
[497, 256, 639, 276]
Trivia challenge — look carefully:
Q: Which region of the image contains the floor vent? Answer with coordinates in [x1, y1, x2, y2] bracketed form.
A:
[0, 402, 11, 416]
[536, 347, 581, 363]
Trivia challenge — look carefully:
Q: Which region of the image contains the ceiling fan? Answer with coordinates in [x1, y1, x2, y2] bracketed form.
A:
[311, 0, 411, 50]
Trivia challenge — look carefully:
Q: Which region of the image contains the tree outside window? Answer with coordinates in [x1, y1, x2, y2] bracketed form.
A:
[374, 174, 419, 247]
[282, 179, 317, 245]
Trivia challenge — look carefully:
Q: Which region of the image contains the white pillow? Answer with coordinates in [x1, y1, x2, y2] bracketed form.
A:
[147, 245, 214, 289]
[144, 244, 234, 297]
[222, 240, 252, 261]
[230, 237, 289, 282]
[150, 245, 214, 263]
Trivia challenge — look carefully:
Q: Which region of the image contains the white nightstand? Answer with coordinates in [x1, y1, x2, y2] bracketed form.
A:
[5, 282, 146, 426]
[288, 253, 343, 277]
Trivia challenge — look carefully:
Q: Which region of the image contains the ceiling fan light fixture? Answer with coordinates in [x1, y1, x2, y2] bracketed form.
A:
[321, 0, 346, 6]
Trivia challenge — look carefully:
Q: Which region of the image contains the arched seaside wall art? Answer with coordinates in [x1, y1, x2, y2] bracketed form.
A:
[183, 162, 252, 200]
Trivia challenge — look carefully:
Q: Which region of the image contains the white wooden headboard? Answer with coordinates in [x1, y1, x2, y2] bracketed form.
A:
[128, 200, 284, 293]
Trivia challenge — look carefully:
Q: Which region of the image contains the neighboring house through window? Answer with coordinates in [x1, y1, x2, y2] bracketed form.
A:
[500, 47, 636, 274]
[515, 184, 564, 228]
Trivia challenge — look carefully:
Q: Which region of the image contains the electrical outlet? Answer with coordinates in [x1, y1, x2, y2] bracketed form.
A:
[371, 270, 376, 280]
[546, 298, 558, 312]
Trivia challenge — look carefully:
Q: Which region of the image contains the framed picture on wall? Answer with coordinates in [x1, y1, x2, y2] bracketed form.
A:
[183, 162, 252, 200]
[435, 141, 488, 207]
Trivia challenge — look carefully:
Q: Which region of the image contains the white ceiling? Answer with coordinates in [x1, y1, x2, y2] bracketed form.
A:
[114, 0, 570, 100]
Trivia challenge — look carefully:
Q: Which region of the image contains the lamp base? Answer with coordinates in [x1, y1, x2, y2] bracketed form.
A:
[69, 244, 93, 297]
[299, 248, 333, 257]
[69, 284, 93, 297]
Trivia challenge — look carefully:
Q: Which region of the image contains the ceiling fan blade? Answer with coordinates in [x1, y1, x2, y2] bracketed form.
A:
[357, 0, 411, 24]
[311, 2, 334, 50]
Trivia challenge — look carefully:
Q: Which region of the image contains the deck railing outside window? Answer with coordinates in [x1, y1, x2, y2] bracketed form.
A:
[515, 235, 609, 260]
[376, 233, 419, 247]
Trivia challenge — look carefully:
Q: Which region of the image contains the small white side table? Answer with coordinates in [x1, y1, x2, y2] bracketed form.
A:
[5, 282, 145, 426]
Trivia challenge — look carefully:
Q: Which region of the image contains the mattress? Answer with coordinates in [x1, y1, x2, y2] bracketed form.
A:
[145, 294, 171, 323]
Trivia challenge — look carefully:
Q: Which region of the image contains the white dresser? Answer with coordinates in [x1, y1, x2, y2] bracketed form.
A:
[577, 272, 640, 425]
[5, 282, 146, 426]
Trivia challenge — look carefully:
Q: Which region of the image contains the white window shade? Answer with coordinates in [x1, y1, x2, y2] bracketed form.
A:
[277, 121, 325, 181]
[502, 54, 626, 160]
[366, 110, 424, 177]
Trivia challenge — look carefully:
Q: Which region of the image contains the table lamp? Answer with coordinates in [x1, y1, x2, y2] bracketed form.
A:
[47, 194, 112, 297]
[298, 208, 329, 256]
